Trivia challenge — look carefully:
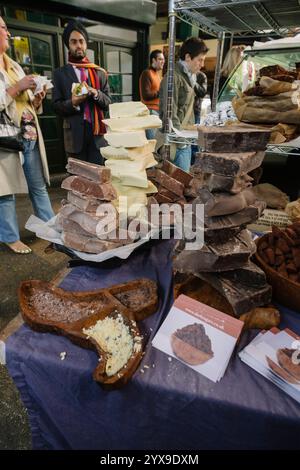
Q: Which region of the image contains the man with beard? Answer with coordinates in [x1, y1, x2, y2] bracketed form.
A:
[52, 20, 111, 164]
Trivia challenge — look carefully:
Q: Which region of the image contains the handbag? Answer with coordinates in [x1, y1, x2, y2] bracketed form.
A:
[0, 109, 24, 151]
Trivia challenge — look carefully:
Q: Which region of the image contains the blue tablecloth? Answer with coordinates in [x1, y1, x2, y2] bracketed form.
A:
[6, 239, 300, 450]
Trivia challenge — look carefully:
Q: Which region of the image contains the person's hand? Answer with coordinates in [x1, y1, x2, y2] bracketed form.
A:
[88, 86, 98, 99]
[33, 85, 47, 106]
[17, 75, 37, 93]
[71, 81, 89, 107]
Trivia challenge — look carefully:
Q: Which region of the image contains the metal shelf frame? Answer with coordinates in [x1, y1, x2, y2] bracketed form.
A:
[164, 0, 300, 157]
[167, 132, 300, 157]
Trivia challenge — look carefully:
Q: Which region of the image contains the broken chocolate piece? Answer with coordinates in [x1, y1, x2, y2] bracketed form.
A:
[199, 200, 266, 242]
[205, 173, 253, 194]
[157, 185, 182, 202]
[66, 158, 111, 183]
[194, 150, 265, 177]
[162, 160, 193, 187]
[174, 230, 256, 272]
[217, 261, 267, 288]
[198, 126, 271, 153]
[195, 271, 272, 316]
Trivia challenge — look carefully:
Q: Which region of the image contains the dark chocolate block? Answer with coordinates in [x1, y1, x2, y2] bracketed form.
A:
[162, 160, 193, 187]
[198, 126, 271, 153]
[194, 150, 265, 177]
[222, 261, 267, 287]
[194, 200, 266, 243]
[204, 200, 265, 226]
[59, 203, 118, 237]
[195, 271, 272, 316]
[189, 171, 254, 194]
[181, 199, 265, 243]
[174, 229, 256, 272]
[184, 177, 204, 198]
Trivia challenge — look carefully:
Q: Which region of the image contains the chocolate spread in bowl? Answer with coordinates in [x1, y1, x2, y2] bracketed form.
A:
[114, 286, 150, 311]
[27, 288, 111, 323]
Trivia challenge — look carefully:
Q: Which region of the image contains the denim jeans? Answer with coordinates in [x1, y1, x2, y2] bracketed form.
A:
[0, 139, 54, 243]
[145, 109, 159, 140]
[191, 111, 200, 165]
[174, 145, 192, 172]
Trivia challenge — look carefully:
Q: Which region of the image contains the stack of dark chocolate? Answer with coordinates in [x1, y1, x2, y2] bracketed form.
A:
[174, 126, 273, 317]
[58, 158, 133, 253]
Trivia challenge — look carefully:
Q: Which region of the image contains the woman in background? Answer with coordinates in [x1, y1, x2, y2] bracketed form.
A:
[0, 16, 54, 254]
[219, 45, 253, 93]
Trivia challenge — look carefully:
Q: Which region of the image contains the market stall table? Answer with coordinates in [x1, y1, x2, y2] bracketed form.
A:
[5, 239, 300, 450]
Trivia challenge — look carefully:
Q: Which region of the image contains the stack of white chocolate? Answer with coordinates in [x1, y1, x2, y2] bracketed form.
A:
[101, 102, 161, 217]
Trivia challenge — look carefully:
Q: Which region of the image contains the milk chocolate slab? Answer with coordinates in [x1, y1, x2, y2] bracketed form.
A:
[162, 160, 193, 187]
[63, 231, 123, 254]
[61, 175, 117, 200]
[61, 217, 134, 245]
[194, 150, 265, 177]
[204, 200, 266, 227]
[184, 176, 204, 198]
[204, 226, 242, 243]
[67, 191, 102, 213]
[198, 126, 271, 153]
[195, 271, 272, 316]
[60, 203, 118, 237]
[66, 158, 111, 183]
[174, 229, 256, 272]
[157, 185, 182, 202]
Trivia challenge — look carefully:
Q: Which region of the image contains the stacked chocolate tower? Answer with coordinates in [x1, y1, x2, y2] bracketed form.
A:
[174, 126, 273, 317]
[59, 158, 133, 254]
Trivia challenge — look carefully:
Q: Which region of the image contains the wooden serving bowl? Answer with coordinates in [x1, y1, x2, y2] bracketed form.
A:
[18, 278, 158, 388]
[254, 235, 300, 312]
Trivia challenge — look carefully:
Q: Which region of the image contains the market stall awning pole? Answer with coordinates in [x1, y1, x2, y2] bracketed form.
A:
[164, 0, 177, 159]
[211, 31, 225, 112]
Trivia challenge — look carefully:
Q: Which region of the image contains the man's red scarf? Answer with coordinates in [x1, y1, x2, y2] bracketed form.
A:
[68, 54, 106, 135]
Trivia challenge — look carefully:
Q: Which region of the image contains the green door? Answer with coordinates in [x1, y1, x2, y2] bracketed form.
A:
[104, 44, 134, 103]
[8, 29, 65, 173]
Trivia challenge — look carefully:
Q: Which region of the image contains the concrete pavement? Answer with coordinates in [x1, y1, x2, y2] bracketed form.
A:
[0, 182, 69, 449]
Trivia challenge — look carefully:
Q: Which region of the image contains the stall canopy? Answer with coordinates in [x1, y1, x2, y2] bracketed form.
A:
[48, 0, 157, 25]
[164, 0, 300, 37]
